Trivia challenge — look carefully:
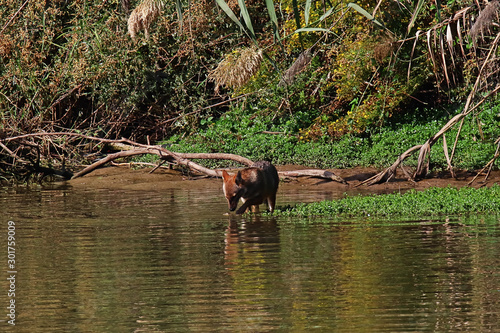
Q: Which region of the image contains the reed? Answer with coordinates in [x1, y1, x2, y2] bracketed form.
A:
[209, 46, 263, 92]
[128, 0, 165, 39]
[470, 0, 500, 43]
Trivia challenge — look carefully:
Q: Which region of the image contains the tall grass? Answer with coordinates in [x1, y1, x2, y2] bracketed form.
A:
[0, 0, 224, 140]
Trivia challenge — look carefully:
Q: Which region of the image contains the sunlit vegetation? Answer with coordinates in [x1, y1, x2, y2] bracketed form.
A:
[272, 184, 500, 218]
[161, 99, 500, 170]
[1, 0, 499, 182]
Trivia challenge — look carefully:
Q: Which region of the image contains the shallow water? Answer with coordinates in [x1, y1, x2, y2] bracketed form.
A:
[1, 182, 500, 332]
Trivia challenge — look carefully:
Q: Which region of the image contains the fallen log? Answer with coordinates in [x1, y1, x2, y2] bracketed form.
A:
[279, 169, 348, 184]
[71, 144, 347, 184]
[2, 132, 347, 183]
[71, 147, 226, 179]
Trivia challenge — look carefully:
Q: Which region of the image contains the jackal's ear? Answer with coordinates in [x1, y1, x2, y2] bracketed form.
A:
[235, 171, 243, 185]
[222, 170, 229, 180]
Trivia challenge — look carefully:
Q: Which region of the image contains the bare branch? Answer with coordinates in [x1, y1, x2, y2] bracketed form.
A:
[279, 169, 347, 184]
[358, 145, 423, 186]
[3, 131, 347, 183]
[468, 139, 500, 185]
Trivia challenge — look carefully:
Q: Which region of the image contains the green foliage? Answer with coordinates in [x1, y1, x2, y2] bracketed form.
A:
[161, 99, 500, 170]
[1, 0, 498, 182]
[275, 185, 500, 218]
[1, 1, 131, 129]
[0, 0, 231, 139]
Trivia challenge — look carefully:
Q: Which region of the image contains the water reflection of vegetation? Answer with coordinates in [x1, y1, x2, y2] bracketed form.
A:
[7, 188, 500, 331]
[229, 214, 500, 331]
[273, 185, 500, 218]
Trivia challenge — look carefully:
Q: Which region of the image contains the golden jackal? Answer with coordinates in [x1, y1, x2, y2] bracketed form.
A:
[222, 161, 279, 214]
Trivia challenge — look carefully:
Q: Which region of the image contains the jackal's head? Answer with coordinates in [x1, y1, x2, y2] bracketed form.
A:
[222, 170, 244, 211]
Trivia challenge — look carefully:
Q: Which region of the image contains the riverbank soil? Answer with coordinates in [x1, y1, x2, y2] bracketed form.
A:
[67, 165, 500, 194]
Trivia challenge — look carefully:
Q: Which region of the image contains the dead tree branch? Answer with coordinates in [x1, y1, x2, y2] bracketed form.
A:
[363, 40, 500, 186]
[358, 145, 423, 186]
[413, 32, 500, 179]
[71, 146, 227, 179]
[279, 169, 348, 184]
[468, 138, 500, 185]
[3, 132, 347, 183]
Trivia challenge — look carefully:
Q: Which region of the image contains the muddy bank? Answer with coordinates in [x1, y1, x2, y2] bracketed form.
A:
[67, 165, 500, 196]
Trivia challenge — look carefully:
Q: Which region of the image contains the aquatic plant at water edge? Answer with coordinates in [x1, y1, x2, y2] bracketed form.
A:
[275, 185, 500, 218]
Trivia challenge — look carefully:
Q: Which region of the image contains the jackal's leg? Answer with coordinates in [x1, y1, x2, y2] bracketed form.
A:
[267, 194, 276, 213]
[236, 200, 252, 214]
[237, 198, 262, 214]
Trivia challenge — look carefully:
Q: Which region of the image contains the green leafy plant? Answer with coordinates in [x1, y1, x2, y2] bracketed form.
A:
[275, 185, 500, 218]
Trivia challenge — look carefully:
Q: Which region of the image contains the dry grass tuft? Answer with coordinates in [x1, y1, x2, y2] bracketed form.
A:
[279, 49, 312, 86]
[470, 0, 500, 43]
[127, 0, 164, 40]
[210, 46, 263, 92]
[0, 36, 12, 59]
[374, 35, 395, 64]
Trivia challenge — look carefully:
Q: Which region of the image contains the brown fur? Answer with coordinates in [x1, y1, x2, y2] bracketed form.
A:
[222, 161, 279, 214]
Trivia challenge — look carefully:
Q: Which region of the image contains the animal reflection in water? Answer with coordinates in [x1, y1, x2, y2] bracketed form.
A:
[224, 215, 280, 273]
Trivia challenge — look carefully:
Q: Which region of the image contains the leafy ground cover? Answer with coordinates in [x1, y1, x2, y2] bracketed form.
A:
[2, 1, 499, 184]
[161, 100, 500, 171]
[272, 185, 500, 218]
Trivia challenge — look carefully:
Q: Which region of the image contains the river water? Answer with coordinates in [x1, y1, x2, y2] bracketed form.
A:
[1, 180, 500, 332]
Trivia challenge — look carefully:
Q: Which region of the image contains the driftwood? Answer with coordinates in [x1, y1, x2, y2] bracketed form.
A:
[76, 144, 348, 184]
[279, 169, 347, 184]
[358, 145, 423, 186]
[467, 137, 500, 185]
[71, 147, 252, 179]
[365, 59, 500, 185]
[1, 132, 347, 184]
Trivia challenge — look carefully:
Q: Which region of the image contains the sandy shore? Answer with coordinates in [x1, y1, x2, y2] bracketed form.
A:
[68, 165, 500, 195]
